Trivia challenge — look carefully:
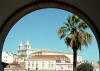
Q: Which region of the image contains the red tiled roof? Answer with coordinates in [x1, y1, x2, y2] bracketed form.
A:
[10, 62, 19, 65]
[26, 55, 68, 60]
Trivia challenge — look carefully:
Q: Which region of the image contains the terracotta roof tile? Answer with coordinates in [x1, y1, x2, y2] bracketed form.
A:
[10, 62, 19, 65]
[26, 55, 69, 60]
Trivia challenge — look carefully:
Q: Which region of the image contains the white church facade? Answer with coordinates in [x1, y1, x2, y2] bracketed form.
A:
[18, 40, 35, 58]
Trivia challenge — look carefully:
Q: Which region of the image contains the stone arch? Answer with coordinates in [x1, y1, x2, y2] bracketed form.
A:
[0, 1, 99, 70]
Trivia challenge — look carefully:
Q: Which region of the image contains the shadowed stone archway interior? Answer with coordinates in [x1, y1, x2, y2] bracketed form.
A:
[0, 0, 100, 70]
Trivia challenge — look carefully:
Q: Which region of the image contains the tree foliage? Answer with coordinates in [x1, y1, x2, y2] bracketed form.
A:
[77, 63, 94, 71]
[56, 14, 92, 71]
[19, 54, 26, 57]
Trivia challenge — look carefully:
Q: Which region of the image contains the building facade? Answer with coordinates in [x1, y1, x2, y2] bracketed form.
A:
[31, 48, 82, 63]
[56, 63, 73, 71]
[25, 55, 72, 71]
[2, 51, 14, 63]
[25, 59, 56, 70]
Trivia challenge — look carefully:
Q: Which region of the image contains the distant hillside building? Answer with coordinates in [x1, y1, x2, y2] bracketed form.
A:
[18, 40, 34, 58]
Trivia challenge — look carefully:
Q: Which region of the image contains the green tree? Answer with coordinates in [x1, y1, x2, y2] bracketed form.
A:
[19, 54, 26, 57]
[77, 63, 94, 71]
[56, 14, 92, 71]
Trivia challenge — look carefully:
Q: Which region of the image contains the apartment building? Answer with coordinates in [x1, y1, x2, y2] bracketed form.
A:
[25, 55, 72, 71]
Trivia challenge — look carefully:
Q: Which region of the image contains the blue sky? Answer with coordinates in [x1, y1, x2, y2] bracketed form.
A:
[3, 8, 99, 62]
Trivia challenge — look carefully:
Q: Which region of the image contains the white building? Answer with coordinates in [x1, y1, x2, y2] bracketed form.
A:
[31, 48, 82, 63]
[65, 52, 82, 63]
[25, 55, 72, 70]
[2, 51, 14, 63]
[18, 40, 34, 58]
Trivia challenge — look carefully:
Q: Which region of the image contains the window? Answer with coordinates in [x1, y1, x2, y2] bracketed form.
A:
[42, 61, 44, 63]
[28, 64, 30, 68]
[31, 61, 34, 67]
[42, 61, 44, 67]
[51, 64, 54, 67]
[36, 64, 38, 67]
[32, 64, 34, 67]
[36, 61, 38, 67]
[48, 61, 50, 67]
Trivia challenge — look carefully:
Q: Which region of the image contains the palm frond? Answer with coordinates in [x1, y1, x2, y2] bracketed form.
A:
[63, 22, 70, 28]
[78, 21, 89, 30]
[64, 33, 75, 48]
[79, 30, 92, 47]
[57, 26, 68, 39]
[72, 14, 80, 24]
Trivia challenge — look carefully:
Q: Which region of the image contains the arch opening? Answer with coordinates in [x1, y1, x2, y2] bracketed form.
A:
[0, 2, 99, 70]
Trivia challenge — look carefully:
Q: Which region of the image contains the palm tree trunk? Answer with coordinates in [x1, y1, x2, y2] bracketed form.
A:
[73, 49, 77, 71]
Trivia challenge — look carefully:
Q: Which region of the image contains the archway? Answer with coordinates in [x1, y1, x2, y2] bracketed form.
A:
[0, 1, 99, 70]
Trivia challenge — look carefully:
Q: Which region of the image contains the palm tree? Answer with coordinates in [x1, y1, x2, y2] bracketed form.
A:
[56, 14, 92, 71]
